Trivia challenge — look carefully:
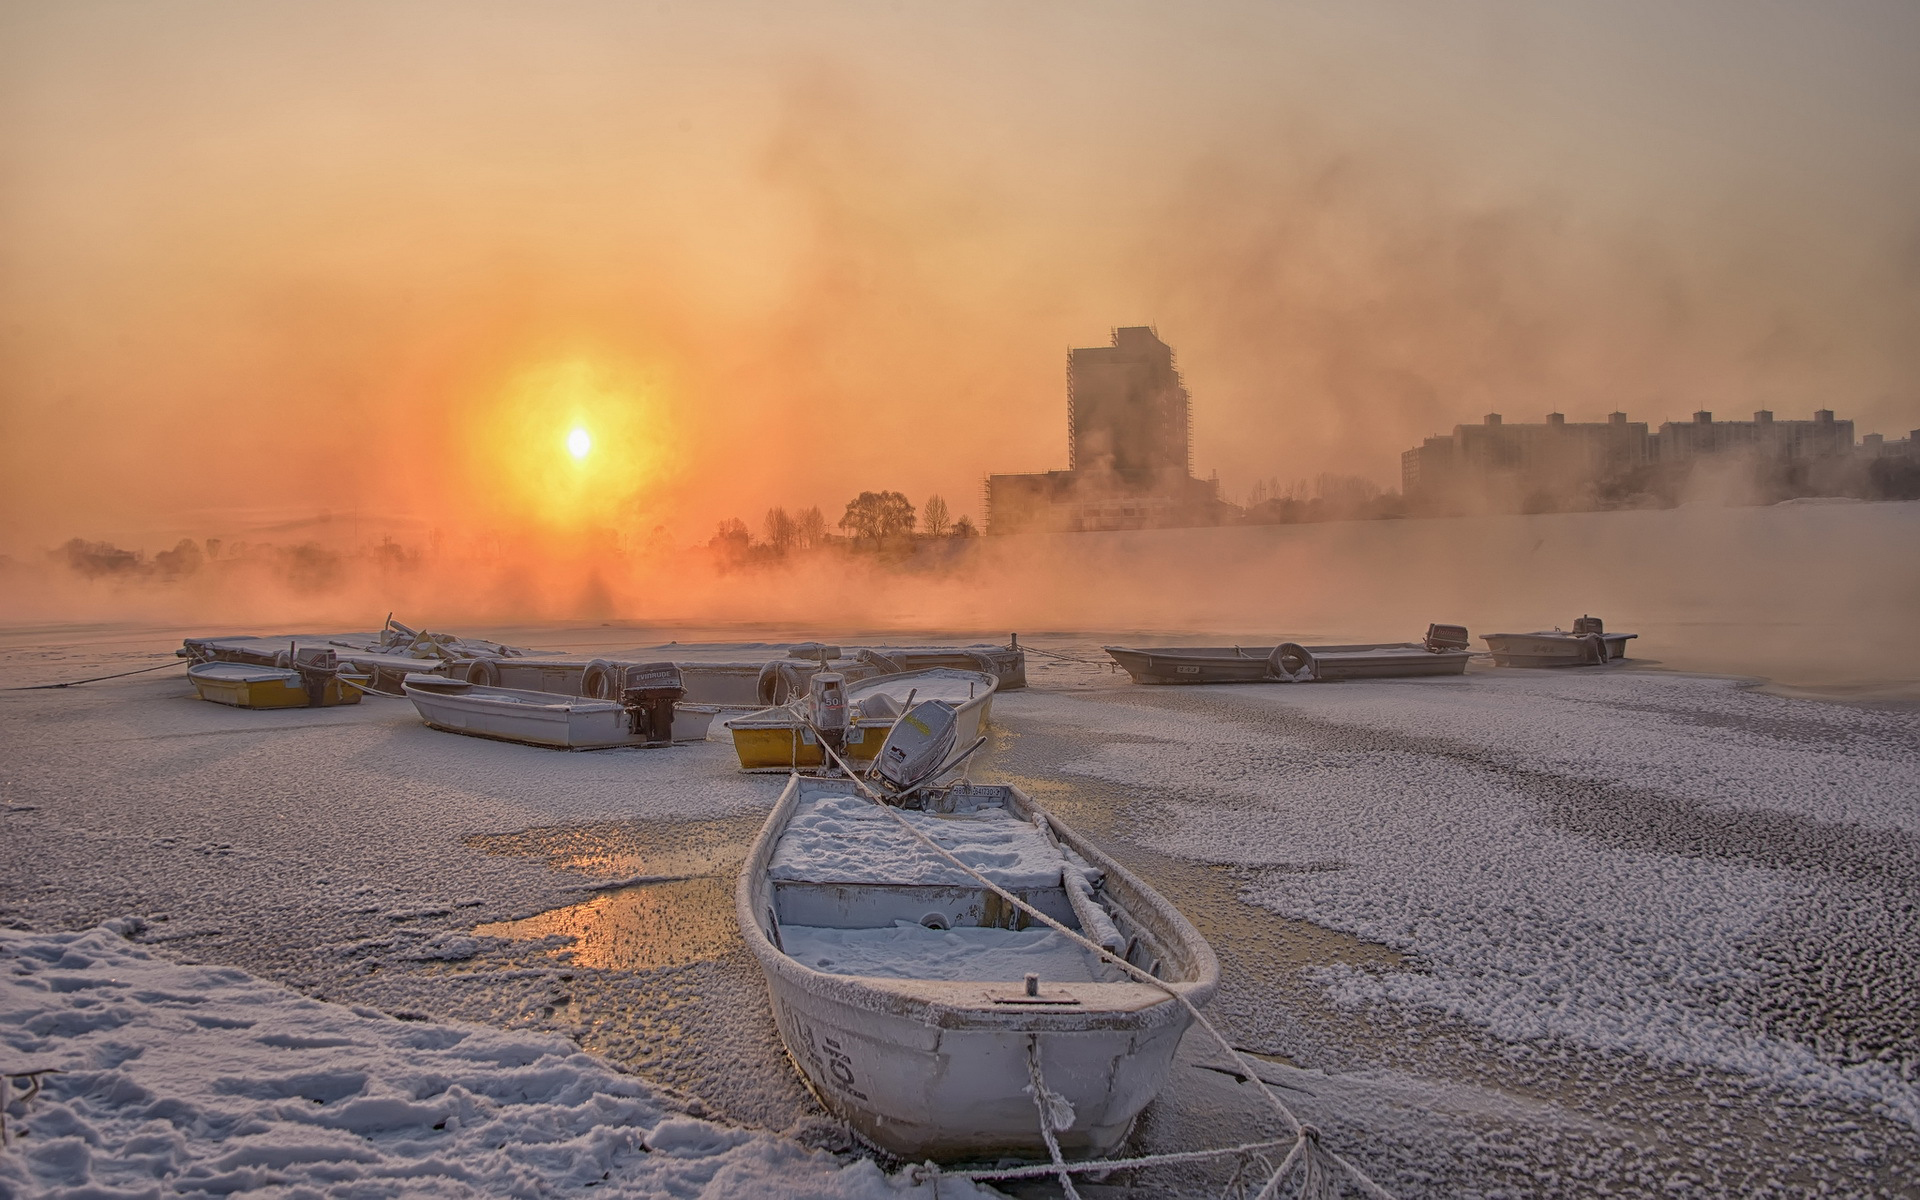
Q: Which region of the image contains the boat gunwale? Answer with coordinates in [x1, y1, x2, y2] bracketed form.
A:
[401, 676, 623, 715]
[1104, 641, 1470, 662]
[736, 775, 1219, 1034]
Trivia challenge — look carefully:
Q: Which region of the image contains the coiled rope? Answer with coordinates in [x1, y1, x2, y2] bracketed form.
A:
[807, 734, 1395, 1199]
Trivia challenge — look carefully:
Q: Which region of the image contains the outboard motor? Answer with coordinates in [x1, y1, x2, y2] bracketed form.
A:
[293, 647, 339, 707]
[806, 672, 849, 754]
[620, 662, 685, 746]
[1424, 623, 1471, 652]
[1571, 615, 1605, 636]
[873, 699, 960, 794]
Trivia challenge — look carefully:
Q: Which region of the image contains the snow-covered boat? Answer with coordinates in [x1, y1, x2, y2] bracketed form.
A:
[186, 655, 366, 708]
[737, 774, 1218, 1160]
[401, 665, 717, 749]
[1104, 624, 1473, 685]
[1483, 615, 1636, 667]
[726, 667, 997, 773]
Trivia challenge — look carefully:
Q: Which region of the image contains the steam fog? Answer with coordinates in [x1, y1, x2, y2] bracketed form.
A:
[2, 2, 1917, 686]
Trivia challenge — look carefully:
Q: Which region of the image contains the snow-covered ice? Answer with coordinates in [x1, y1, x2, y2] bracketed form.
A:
[3, 629, 1916, 1197]
[1027, 673, 1920, 1126]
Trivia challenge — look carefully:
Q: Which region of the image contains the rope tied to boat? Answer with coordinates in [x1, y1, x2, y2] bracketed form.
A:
[806, 734, 1399, 1200]
[3, 659, 188, 691]
[1024, 1037, 1083, 1200]
[1019, 644, 1112, 668]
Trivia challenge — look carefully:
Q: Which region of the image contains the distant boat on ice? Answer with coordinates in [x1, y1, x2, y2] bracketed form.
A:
[1104, 624, 1474, 684]
[1483, 616, 1637, 668]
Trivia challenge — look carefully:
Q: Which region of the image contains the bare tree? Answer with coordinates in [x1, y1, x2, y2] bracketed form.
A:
[922, 494, 951, 537]
[764, 507, 796, 552]
[838, 491, 916, 546]
[708, 517, 751, 559]
[795, 506, 827, 549]
[951, 515, 978, 538]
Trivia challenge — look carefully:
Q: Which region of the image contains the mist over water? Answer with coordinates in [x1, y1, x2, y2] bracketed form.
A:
[7, 501, 1915, 695]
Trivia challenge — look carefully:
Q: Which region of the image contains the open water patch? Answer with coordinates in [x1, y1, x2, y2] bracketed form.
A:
[472, 877, 736, 971]
[463, 813, 763, 972]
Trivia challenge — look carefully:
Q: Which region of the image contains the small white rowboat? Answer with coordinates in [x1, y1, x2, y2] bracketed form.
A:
[736, 775, 1219, 1160]
[401, 674, 719, 749]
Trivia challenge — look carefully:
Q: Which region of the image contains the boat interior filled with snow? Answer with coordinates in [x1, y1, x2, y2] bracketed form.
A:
[1104, 623, 1474, 684]
[737, 774, 1218, 1160]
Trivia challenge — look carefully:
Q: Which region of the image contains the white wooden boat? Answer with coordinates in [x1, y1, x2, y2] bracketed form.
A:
[401, 674, 718, 748]
[736, 775, 1219, 1160]
[726, 667, 996, 772]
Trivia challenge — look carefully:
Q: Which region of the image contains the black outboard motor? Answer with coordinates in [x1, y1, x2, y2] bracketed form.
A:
[806, 672, 850, 755]
[620, 662, 685, 746]
[293, 647, 339, 707]
[1424, 623, 1471, 652]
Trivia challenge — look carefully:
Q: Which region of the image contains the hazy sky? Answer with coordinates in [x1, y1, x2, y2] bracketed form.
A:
[3, 0, 1917, 553]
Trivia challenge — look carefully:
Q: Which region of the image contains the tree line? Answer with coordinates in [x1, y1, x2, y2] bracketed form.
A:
[708, 492, 976, 557]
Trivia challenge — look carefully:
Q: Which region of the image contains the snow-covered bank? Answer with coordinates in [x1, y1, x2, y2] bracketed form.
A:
[0, 925, 980, 1198]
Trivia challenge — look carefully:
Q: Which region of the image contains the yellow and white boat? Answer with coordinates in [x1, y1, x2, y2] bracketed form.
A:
[186, 661, 365, 708]
[727, 667, 996, 773]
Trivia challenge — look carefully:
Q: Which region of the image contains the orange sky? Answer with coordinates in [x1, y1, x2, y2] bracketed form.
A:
[3, 1, 1917, 556]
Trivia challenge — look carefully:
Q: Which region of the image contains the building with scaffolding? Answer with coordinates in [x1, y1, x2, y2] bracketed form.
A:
[986, 327, 1233, 534]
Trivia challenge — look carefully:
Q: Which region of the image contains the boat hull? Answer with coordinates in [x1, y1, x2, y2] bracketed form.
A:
[402, 679, 714, 748]
[728, 720, 892, 770]
[1483, 632, 1636, 668]
[1104, 642, 1471, 685]
[738, 778, 1217, 1161]
[188, 663, 363, 708]
[763, 970, 1189, 1159]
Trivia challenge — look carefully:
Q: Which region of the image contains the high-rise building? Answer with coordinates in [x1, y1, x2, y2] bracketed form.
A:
[1068, 326, 1192, 481]
[987, 327, 1230, 534]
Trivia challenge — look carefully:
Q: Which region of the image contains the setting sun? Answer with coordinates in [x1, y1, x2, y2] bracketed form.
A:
[462, 356, 679, 533]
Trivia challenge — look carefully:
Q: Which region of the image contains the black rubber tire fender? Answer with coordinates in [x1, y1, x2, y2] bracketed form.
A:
[582, 659, 620, 700]
[463, 658, 500, 687]
[1267, 642, 1316, 682]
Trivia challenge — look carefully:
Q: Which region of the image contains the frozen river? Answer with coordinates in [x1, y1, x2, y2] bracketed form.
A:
[2, 627, 1916, 1197]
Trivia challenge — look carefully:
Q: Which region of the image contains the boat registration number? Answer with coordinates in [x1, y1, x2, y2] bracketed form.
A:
[1177, 666, 1200, 675]
[790, 1011, 869, 1100]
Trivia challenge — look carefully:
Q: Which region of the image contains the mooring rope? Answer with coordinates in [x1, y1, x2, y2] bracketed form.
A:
[1019, 643, 1113, 667]
[807, 734, 1397, 1199]
[1024, 1037, 1084, 1200]
[929, 1136, 1294, 1183]
[3, 658, 189, 691]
